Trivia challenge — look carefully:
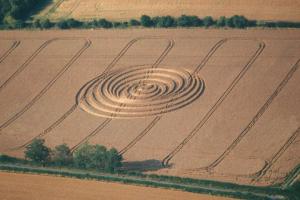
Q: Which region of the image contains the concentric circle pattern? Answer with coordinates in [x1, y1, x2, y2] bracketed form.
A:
[77, 66, 205, 118]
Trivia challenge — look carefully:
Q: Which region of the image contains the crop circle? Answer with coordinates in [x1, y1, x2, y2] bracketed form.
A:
[77, 66, 205, 118]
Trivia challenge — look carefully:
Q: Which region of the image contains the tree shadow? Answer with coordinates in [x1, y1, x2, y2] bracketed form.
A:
[121, 159, 171, 172]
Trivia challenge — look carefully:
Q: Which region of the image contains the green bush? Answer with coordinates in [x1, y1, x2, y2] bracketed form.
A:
[96, 18, 113, 28]
[56, 20, 69, 29]
[51, 144, 73, 166]
[0, 0, 46, 24]
[73, 143, 123, 172]
[203, 16, 214, 27]
[140, 15, 153, 27]
[25, 138, 51, 164]
[216, 16, 226, 27]
[177, 15, 202, 27]
[152, 16, 176, 28]
[230, 15, 248, 28]
[129, 19, 140, 26]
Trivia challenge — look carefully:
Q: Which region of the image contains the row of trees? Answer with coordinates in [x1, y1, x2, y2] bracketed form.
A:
[2, 14, 300, 30]
[30, 15, 251, 29]
[30, 15, 300, 30]
[25, 139, 123, 172]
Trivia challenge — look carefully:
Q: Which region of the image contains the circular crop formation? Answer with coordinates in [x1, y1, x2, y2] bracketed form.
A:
[77, 66, 205, 118]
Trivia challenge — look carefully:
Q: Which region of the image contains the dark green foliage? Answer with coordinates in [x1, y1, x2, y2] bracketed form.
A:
[230, 15, 248, 28]
[0, 0, 46, 25]
[51, 144, 73, 166]
[0, 154, 23, 163]
[113, 21, 129, 28]
[216, 16, 226, 27]
[32, 19, 41, 28]
[40, 19, 52, 29]
[56, 18, 82, 29]
[65, 18, 82, 28]
[96, 18, 113, 28]
[287, 181, 300, 200]
[73, 143, 123, 171]
[25, 138, 51, 164]
[106, 148, 123, 171]
[140, 15, 153, 27]
[152, 16, 176, 28]
[203, 16, 214, 27]
[56, 20, 68, 29]
[129, 19, 140, 26]
[177, 15, 202, 27]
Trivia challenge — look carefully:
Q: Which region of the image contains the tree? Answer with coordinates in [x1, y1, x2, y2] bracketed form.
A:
[129, 19, 140, 26]
[216, 16, 226, 27]
[32, 19, 41, 28]
[231, 15, 248, 28]
[73, 143, 122, 171]
[155, 16, 176, 28]
[106, 148, 123, 171]
[177, 15, 202, 27]
[97, 18, 113, 28]
[40, 19, 52, 29]
[51, 144, 73, 166]
[140, 15, 153, 27]
[56, 20, 69, 29]
[73, 143, 95, 169]
[203, 16, 214, 27]
[66, 18, 82, 28]
[25, 138, 51, 164]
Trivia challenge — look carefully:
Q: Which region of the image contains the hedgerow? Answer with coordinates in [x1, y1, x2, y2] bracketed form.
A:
[1, 14, 300, 30]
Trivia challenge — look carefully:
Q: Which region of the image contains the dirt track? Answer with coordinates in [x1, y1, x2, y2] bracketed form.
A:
[0, 172, 232, 200]
[0, 29, 299, 186]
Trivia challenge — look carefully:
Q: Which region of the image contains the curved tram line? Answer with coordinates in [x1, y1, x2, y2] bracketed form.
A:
[162, 40, 266, 167]
[0, 40, 20, 64]
[119, 38, 227, 155]
[0, 38, 91, 133]
[70, 38, 175, 151]
[16, 37, 172, 150]
[0, 39, 57, 93]
[195, 59, 300, 173]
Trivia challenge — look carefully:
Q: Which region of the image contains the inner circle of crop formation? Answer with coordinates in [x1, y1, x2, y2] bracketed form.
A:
[77, 66, 205, 118]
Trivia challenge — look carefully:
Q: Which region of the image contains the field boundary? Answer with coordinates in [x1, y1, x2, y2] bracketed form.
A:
[0, 163, 291, 200]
